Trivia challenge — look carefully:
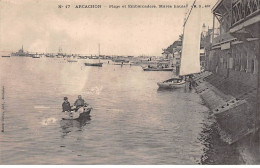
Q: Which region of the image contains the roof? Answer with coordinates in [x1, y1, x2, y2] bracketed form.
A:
[212, 0, 232, 15]
[212, 0, 223, 13]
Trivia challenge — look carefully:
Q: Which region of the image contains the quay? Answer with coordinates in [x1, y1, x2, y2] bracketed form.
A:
[192, 71, 259, 163]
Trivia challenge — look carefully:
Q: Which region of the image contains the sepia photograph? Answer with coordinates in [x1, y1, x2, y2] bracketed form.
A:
[0, 0, 259, 165]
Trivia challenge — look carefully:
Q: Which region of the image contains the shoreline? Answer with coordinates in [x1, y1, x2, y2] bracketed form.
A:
[193, 71, 260, 164]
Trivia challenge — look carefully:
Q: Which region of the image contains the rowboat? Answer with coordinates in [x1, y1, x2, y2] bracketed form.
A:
[157, 78, 185, 89]
[84, 62, 103, 67]
[62, 106, 92, 120]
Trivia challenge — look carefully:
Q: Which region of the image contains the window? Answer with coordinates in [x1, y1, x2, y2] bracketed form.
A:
[229, 57, 234, 69]
[251, 59, 255, 74]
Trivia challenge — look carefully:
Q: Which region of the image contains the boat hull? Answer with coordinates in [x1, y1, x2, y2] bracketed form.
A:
[112, 60, 129, 63]
[62, 106, 92, 120]
[157, 81, 185, 89]
[67, 60, 78, 62]
[143, 68, 173, 71]
[84, 63, 103, 67]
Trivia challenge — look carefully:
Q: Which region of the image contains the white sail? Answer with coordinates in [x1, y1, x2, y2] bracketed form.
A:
[179, 5, 202, 76]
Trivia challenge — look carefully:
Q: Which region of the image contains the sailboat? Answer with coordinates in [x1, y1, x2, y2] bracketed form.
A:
[157, 0, 201, 89]
[32, 53, 41, 58]
[84, 44, 103, 67]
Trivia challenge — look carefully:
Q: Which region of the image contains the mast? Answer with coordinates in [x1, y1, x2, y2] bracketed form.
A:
[183, 0, 197, 28]
[177, 12, 187, 76]
[98, 43, 100, 63]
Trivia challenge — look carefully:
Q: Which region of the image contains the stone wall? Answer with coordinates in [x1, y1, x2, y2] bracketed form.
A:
[193, 71, 257, 144]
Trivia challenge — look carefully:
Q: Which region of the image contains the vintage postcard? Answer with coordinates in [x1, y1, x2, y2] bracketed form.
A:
[0, 0, 259, 165]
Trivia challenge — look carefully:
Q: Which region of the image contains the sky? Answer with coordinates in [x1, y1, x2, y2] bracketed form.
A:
[0, 0, 218, 56]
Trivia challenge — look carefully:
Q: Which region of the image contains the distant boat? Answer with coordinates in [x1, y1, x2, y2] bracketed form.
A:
[158, 2, 201, 89]
[84, 62, 103, 67]
[84, 43, 103, 67]
[143, 67, 174, 71]
[112, 59, 129, 63]
[67, 59, 78, 62]
[113, 62, 132, 66]
[77, 56, 88, 59]
[32, 54, 40, 58]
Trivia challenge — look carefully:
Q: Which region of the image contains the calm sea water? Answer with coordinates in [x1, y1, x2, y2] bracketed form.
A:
[0, 57, 241, 164]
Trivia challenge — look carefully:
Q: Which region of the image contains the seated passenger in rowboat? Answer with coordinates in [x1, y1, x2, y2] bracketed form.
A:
[62, 97, 71, 112]
[73, 95, 88, 110]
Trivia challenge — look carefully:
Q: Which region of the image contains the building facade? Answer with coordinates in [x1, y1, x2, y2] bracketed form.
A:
[202, 0, 260, 144]
[210, 0, 259, 87]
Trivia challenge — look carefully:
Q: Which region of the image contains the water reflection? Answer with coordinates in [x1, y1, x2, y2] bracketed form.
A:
[60, 116, 91, 138]
[157, 86, 193, 93]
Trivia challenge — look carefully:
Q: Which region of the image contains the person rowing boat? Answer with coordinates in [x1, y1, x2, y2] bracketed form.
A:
[73, 95, 88, 110]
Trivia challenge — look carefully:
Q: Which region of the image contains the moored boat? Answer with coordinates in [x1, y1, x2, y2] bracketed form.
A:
[143, 67, 174, 71]
[84, 62, 103, 67]
[32, 54, 40, 58]
[67, 59, 78, 62]
[112, 59, 129, 63]
[157, 78, 185, 89]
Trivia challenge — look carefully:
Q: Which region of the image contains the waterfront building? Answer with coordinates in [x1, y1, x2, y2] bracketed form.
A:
[203, 0, 259, 144]
[162, 40, 182, 69]
[210, 0, 259, 81]
[192, 1, 259, 162]
[200, 23, 214, 71]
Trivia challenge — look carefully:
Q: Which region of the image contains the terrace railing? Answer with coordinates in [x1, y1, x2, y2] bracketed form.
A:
[231, 0, 260, 26]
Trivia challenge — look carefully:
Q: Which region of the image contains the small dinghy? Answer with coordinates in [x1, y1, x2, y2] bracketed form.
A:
[62, 106, 92, 120]
[157, 78, 185, 89]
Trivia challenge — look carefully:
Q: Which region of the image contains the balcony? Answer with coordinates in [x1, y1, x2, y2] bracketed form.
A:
[212, 32, 236, 46]
[231, 0, 260, 27]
